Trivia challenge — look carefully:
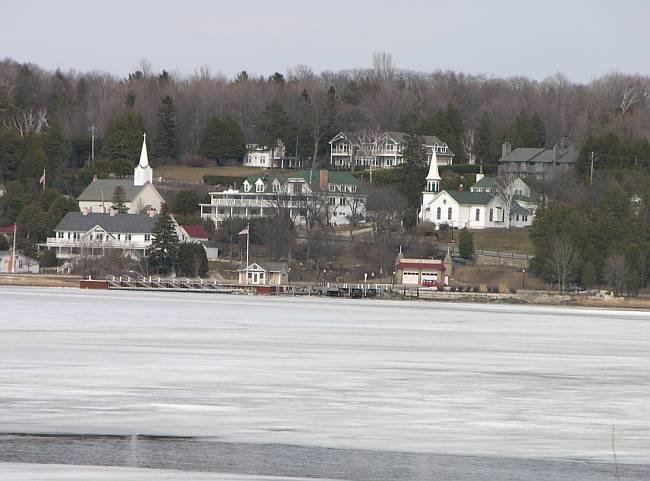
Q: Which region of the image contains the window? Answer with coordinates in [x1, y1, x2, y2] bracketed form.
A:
[329, 197, 336, 206]
[243, 182, 251, 193]
[117, 234, 121, 240]
[340, 197, 346, 206]
[489, 209, 493, 222]
[57, 232, 64, 239]
[73, 232, 80, 240]
[436, 207, 441, 220]
[448, 207, 452, 220]
[125, 234, 132, 241]
[475, 209, 480, 221]
[516, 215, 520, 221]
[96, 233, 103, 241]
[144, 234, 151, 242]
[272, 183, 280, 193]
[256, 183, 264, 193]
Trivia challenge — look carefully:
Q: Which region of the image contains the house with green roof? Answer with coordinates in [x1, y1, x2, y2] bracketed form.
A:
[419, 152, 535, 229]
[200, 170, 366, 228]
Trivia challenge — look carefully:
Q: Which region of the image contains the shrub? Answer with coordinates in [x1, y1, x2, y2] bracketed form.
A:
[458, 229, 475, 259]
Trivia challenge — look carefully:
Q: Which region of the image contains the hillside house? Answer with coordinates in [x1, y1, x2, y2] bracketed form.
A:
[329, 131, 454, 169]
[200, 170, 366, 227]
[77, 136, 165, 214]
[498, 139, 577, 179]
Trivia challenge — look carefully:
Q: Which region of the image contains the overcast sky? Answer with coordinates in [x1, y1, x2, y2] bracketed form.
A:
[2, 0, 648, 83]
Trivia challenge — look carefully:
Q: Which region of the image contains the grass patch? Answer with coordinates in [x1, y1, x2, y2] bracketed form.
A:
[157, 165, 292, 183]
[471, 228, 534, 255]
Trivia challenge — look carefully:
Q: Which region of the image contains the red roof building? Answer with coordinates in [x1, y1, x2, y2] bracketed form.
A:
[395, 258, 448, 286]
[0, 224, 20, 237]
[180, 224, 209, 242]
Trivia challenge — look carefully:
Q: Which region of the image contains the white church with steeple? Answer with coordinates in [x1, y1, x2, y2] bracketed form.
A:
[419, 149, 535, 229]
[77, 134, 166, 214]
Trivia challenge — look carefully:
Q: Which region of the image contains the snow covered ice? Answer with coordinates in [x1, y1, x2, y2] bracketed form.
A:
[0, 286, 649, 465]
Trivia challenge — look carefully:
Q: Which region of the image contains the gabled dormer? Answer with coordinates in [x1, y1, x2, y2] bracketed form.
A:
[242, 180, 251, 193]
[254, 178, 265, 193]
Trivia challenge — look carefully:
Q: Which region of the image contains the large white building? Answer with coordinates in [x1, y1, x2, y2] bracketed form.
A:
[419, 152, 536, 229]
[201, 170, 366, 227]
[329, 131, 454, 170]
[77, 136, 165, 214]
[44, 212, 163, 259]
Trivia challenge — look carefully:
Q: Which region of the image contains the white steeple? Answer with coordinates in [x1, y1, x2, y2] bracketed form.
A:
[134, 133, 153, 186]
[425, 149, 441, 192]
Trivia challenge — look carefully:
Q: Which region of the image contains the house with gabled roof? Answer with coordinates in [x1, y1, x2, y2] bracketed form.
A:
[200, 169, 366, 228]
[42, 212, 181, 260]
[498, 139, 577, 179]
[77, 136, 165, 214]
[237, 261, 289, 285]
[329, 130, 454, 170]
[419, 152, 534, 229]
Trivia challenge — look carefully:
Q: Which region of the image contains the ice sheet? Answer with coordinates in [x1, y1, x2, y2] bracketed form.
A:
[0, 287, 649, 462]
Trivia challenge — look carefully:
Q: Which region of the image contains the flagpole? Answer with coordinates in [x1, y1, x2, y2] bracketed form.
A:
[11, 222, 17, 273]
[42, 169, 46, 191]
[245, 222, 250, 285]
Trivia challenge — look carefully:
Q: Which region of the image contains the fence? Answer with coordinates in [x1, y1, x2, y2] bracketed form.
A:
[432, 242, 534, 260]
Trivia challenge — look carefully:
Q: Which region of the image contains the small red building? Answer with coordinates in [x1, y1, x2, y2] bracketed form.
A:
[395, 258, 448, 286]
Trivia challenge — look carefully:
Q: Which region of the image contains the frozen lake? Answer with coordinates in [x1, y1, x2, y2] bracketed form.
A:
[0, 287, 649, 479]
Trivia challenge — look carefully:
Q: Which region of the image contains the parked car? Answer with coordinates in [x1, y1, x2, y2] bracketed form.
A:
[421, 280, 444, 289]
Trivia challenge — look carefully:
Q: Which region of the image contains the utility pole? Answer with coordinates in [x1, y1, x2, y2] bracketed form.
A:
[590, 151, 594, 185]
[90, 124, 96, 165]
[10, 222, 17, 273]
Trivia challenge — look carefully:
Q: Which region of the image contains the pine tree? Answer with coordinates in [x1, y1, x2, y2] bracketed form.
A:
[320, 86, 338, 154]
[458, 229, 474, 259]
[155, 95, 180, 162]
[476, 112, 493, 163]
[111, 186, 129, 213]
[529, 113, 546, 147]
[18, 133, 47, 184]
[255, 101, 295, 149]
[200, 117, 223, 161]
[445, 104, 465, 162]
[102, 111, 147, 165]
[220, 117, 246, 160]
[148, 210, 179, 275]
[175, 243, 209, 277]
[44, 117, 70, 179]
[402, 134, 426, 167]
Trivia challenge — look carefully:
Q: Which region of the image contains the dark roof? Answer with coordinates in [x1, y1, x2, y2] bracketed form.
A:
[77, 179, 147, 202]
[396, 261, 446, 271]
[510, 201, 533, 216]
[243, 170, 359, 193]
[237, 261, 287, 272]
[55, 212, 158, 234]
[444, 191, 493, 205]
[330, 131, 454, 155]
[499, 146, 578, 164]
[471, 176, 497, 189]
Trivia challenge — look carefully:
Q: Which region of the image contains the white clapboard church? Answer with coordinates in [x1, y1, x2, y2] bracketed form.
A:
[419, 150, 535, 229]
[77, 135, 165, 215]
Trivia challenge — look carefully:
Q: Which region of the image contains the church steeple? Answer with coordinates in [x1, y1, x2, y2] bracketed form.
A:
[134, 133, 153, 186]
[425, 149, 441, 192]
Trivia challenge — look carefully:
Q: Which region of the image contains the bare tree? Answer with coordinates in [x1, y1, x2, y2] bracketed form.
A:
[463, 128, 476, 165]
[372, 52, 395, 83]
[493, 167, 519, 228]
[13, 108, 49, 137]
[603, 254, 628, 296]
[547, 236, 580, 293]
[345, 188, 367, 240]
[355, 128, 384, 172]
[366, 184, 406, 276]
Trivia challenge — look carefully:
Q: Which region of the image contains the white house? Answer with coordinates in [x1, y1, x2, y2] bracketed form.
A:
[43, 212, 168, 259]
[419, 152, 534, 229]
[0, 251, 39, 273]
[243, 140, 287, 168]
[77, 136, 165, 214]
[237, 262, 289, 285]
[329, 131, 454, 170]
[200, 170, 366, 227]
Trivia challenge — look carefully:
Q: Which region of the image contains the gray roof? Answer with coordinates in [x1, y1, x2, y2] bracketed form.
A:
[331, 131, 454, 155]
[55, 212, 158, 234]
[238, 261, 287, 272]
[499, 146, 578, 164]
[510, 201, 533, 216]
[77, 179, 146, 202]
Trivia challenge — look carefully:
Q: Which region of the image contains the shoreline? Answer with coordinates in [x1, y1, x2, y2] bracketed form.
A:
[1, 277, 649, 310]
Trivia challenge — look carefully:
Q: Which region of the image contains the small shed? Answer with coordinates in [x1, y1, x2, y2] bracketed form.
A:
[0, 251, 40, 273]
[395, 258, 447, 286]
[238, 262, 289, 285]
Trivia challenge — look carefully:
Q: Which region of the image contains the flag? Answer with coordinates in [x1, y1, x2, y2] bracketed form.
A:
[38, 169, 46, 185]
[238, 227, 249, 236]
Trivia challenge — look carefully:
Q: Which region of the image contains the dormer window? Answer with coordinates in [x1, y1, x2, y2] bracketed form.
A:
[256, 183, 264, 192]
[243, 181, 251, 193]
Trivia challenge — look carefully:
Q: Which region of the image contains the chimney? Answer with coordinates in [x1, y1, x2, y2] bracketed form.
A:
[552, 144, 558, 161]
[501, 142, 512, 159]
[319, 169, 329, 192]
[109, 206, 117, 216]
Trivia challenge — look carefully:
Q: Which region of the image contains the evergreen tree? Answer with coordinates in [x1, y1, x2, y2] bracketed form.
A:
[148, 210, 179, 275]
[320, 86, 338, 154]
[44, 117, 70, 179]
[200, 117, 223, 161]
[445, 104, 465, 161]
[111, 186, 129, 213]
[476, 112, 493, 163]
[581, 260, 597, 287]
[155, 95, 180, 162]
[511, 111, 531, 148]
[18, 133, 47, 184]
[171, 190, 200, 215]
[16, 202, 48, 242]
[458, 229, 474, 259]
[175, 242, 209, 277]
[529, 113, 546, 147]
[220, 117, 246, 160]
[255, 101, 295, 149]
[102, 111, 147, 165]
[0, 127, 23, 181]
[402, 134, 426, 167]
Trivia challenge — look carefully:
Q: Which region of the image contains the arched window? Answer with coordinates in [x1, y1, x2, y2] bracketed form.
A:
[436, 207, 441, 220]
[489, 209, 493, 222]
[447, 207, 452, 220]
[475, 209, 480, 221]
